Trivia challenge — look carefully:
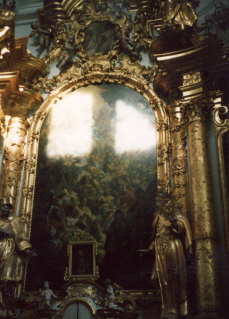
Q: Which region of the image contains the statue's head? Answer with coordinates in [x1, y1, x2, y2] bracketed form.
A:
[156, 191, 181, 220]
[43, 281, 49, 288]
[0, 203, 13, 218]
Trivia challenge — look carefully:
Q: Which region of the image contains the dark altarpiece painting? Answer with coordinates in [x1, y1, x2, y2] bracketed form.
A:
[27, 84, 157, 290]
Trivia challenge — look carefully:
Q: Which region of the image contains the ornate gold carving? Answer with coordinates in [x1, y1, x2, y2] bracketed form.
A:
[27, 0, 158, 73]
[31, 54, 155, 96]
[182, 71, 201, 87]
[1, 117, 27, 205]
[156, 119, 168, 131]
[25, 154, 36, 174]
[0, 7, 15, 25]
[185, 97, 213, 123]
[168, 100, 190, 216]
[157, 144, 170, 166]
[54, 280, 105, 319]
[158, 174, 170, 191]
[20, 208, 31, 224]
[213, 104, 228, 127]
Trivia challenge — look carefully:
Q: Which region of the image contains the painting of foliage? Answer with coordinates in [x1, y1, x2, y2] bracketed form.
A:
[27, 84, 157, 290]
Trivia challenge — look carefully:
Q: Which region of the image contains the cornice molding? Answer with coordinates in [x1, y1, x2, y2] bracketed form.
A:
[15, 0, 43, 26]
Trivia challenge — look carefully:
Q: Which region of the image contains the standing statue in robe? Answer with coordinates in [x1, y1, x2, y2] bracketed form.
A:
[0, 202, 35, 319]
[143, 192, 192, 319]
[165, 0, 198, 29]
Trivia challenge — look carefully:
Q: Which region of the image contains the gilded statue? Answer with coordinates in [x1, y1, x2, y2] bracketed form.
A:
[165, 0, 198, 29]
[0, 202, 35, 319]
[140, 192, 192, 319]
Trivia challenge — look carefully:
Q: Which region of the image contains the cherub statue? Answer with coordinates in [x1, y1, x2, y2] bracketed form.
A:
[30, 21, 53, 58]
[56, 33, 81, 70]
[104, 279, 123, 310]
[114, 27, 142, 61]
[40, 281, 57, 309]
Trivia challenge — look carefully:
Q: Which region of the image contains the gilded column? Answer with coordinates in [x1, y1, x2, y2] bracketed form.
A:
[168, 99, 190, 219]
[1, 117, 28, 206]
[186, 97, 222, 318]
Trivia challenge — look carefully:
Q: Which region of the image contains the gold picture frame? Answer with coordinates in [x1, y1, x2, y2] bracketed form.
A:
[65, 232, 99, 281]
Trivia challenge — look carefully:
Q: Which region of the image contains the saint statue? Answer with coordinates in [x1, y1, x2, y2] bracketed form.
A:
[0, 202, 35, 319]
[142, 192, 192, 319]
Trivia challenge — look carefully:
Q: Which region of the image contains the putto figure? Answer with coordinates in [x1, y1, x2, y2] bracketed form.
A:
[30, 21, 52, 58]
[56, 33, 81, 70]
[41, 281, 57, 309]
[0, 202, 35, 319]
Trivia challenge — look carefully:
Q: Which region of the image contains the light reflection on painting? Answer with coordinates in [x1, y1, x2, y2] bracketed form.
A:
[28, 84, 157, 290]
[115, 100, 156, 153]
[46, 93, 93, 157]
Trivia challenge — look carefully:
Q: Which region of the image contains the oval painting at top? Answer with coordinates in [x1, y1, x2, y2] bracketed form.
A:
[83, 21, 116, 56]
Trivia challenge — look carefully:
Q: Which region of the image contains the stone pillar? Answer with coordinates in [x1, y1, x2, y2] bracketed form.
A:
[168, 100, 190, 219]
[186, 98, 222, 318]
[1, 117, 28, 206]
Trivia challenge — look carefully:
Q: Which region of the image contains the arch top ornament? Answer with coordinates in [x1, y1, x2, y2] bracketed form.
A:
[30, 58, 167, 125]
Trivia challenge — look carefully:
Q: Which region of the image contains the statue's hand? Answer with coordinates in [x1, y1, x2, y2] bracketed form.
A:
[137, 249, 150, 256]
[170, 218, 178, 229]
[23, 249, 37, 259]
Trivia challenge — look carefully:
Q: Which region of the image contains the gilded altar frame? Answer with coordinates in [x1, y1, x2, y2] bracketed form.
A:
[19, 65, 169, 291]
[21, 69, 169, 229]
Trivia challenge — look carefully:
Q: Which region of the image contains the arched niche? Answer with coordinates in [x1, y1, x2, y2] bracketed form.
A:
[22, 74, 169, 291]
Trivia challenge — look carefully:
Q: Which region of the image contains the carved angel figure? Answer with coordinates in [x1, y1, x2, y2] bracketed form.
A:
[114, 27, 142, 61]
[56, 33, 81, 70]
[104, 279, 123, 310]
[165, 0, 198, 29]
[30, 21, 52, 58]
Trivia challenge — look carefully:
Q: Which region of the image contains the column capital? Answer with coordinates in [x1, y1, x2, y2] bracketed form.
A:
[185, 96, 214, 123]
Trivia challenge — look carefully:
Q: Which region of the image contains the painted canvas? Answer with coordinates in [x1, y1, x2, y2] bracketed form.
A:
[71, 243, 94, 276]
[83, 21, 116, 56]
[27, 84, 157, 290]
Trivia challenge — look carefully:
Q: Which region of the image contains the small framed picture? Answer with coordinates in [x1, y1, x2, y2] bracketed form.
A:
[66, 232, 99, 281]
